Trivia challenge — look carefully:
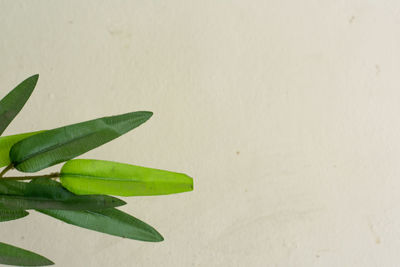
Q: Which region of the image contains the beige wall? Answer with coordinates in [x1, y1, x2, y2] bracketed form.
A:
[1, 1, 399, 266]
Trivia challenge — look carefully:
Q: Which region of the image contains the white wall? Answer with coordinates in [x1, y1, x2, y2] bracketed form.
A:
[1, 1, 399, 266]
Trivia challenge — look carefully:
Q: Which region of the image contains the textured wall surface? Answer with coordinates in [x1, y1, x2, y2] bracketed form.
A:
[1, 1, 400, 266]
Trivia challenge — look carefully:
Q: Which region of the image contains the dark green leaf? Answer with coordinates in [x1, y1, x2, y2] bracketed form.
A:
[0, 209, 28, 222]
[0, 242, 53, 266]
[0, 75, 39, 136]
[0, 179, 125, 210]
[37, 208, 164, 242]
[35, 179, 162, 241]
[10, 111, 153, 172]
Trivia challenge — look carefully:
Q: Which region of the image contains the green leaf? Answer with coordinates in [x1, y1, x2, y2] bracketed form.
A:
[0, 242, 53, 266]
[0, 209, 28, 222]
[37, 208, 164, 242]
[0, 131, 45, 168]
[10, 111, 153, 173]
[60, 159, 194, 196]
[35, 179, 162, 242]
[0, 75, 39, 136]
[0, 179, 125, 210]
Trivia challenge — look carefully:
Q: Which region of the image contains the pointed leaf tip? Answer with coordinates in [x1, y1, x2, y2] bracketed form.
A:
[29, 74, 39, 82]
[152, 230, 164, 242]
[0, 242, 54, 266]
[114, 198, 127, 206]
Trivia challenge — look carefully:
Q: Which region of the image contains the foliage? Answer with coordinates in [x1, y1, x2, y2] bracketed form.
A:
[0, 75, 193, 266]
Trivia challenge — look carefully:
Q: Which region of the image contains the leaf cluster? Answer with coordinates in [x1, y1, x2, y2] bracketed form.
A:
[0, 75, 193, 266]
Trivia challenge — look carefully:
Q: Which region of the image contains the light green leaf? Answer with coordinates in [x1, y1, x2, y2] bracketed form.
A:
[0, 75, 39, 136]
[0, 209, 28, 222]
[10, 111, 153, 173]
[0, 242, 53, 266]
[0, 131, 45, 168]
[38, 208, 164, 242]
[0, 179, 125, 210]
[60, 159, 193, 196]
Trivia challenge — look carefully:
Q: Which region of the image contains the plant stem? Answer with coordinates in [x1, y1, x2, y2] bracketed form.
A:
[0, 164, 13, 178]
[1, 172, 60, 181]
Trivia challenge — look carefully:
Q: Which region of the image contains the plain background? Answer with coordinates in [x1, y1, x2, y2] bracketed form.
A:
[1, 1, 400, 266]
